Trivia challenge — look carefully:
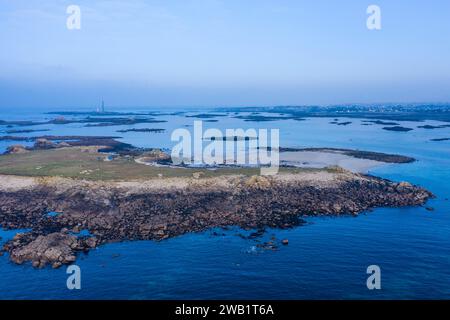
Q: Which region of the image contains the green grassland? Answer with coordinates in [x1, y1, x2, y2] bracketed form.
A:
[0, 147, 314, 181]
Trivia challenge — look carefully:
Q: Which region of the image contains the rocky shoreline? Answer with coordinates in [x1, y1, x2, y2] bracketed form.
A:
[0, 171, 433, 268]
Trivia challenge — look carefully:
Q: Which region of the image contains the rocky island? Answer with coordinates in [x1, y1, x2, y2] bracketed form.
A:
[0, 142, 433, 269]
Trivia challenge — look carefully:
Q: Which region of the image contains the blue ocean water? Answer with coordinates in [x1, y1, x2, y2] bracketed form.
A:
[0, 107, 449, 299]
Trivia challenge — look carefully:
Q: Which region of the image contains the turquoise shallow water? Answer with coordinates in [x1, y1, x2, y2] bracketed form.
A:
[0, 107, 449, 299]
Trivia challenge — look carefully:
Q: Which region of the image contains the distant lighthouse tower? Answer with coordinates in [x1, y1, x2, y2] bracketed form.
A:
[101, 99, 105, 113]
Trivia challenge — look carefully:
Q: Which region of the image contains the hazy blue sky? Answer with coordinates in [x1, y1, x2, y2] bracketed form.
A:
[1, 0, 450, 108]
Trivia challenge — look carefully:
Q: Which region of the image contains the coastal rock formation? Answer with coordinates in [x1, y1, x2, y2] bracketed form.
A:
[0, 171, 433, 268]
[4, 232, 79, 268]
[5, 145, 29, 154]
[34, 138, 57, 149]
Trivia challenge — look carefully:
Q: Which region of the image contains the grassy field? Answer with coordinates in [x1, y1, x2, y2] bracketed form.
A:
[0, 147, 312, 181]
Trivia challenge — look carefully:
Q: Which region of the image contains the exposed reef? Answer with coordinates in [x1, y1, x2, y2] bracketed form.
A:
[185, 113, 228, 119]
[330, 121, 352, 126]
[4, 129, 50, 134]
[382, 126, 414, 132]
[418, 124, 450, 130]
[116, 128, 165, 133]
[362, 120, 400, 126]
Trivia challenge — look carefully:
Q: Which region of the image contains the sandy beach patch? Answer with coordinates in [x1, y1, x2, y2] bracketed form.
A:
[280, 151, 387, 173]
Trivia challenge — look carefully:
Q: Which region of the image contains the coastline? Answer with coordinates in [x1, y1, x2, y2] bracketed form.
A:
[0, 168, 433, 268]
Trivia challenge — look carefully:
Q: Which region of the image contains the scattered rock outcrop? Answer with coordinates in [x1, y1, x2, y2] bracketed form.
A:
[34, 138, 57, 149]
[5, 232, 79, 268]
[5, 145, 29, 154]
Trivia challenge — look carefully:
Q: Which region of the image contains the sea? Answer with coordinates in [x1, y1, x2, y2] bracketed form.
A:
[0, 106, 449, 299]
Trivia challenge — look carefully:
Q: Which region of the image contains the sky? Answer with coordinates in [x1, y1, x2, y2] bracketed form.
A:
[0, 0, 450, 108]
